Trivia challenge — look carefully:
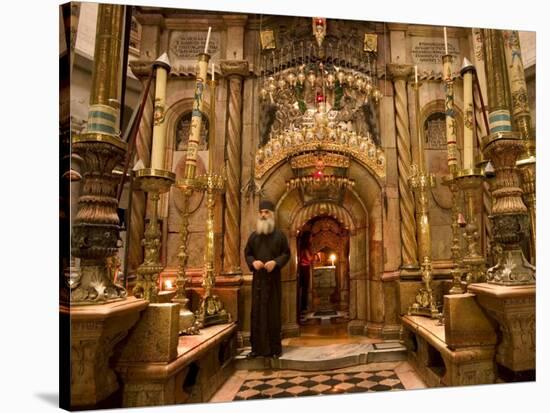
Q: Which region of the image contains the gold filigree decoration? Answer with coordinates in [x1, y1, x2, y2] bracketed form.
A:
[290, 152, 350, 169]
[255, 125, 385, 179]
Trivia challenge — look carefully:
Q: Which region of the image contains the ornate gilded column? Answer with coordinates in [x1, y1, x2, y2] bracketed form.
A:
[127, 61, 155, 273]
[64, 5, 150, 409]
[481, 29, 534, 285]
[221, 60, 249, 274]
[387, 63, 418, 270]
[70, 4, 128, 304]
[503, 30, 536, 265]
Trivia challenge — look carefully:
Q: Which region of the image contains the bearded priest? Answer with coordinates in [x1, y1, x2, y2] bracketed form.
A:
[244, 199, 290, 359]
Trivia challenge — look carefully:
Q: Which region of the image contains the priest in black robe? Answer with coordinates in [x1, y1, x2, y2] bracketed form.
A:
[244, 200, 290, 358]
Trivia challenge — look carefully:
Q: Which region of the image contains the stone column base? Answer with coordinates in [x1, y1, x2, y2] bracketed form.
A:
[62, 297, 148, 408]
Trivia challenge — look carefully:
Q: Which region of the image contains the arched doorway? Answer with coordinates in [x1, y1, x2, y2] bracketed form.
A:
[257, 159, 385, 339]
[297, 216, 350, 328]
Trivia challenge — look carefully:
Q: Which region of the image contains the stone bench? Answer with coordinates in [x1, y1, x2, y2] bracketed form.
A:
[401, 293, 497, 387]
[115, 303, 237, 408]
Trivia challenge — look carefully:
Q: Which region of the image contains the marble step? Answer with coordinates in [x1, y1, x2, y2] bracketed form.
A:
[234, 341, 407, 371]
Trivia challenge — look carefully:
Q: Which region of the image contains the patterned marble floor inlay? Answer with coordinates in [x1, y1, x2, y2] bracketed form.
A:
[233, 369, 404, 400]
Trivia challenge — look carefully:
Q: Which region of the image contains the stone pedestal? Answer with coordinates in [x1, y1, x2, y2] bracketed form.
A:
[444, 293, 497, 349]
[118, 303, 180, 363]
[468, 283, 536, 372]
[115, 323, 237, 407]
[402, 314, 496, 387]
[63, 297, 148, 408]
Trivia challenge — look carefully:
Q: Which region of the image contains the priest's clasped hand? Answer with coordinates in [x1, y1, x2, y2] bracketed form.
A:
[264, 260, 277, 273]
[252, 260, 277, 272]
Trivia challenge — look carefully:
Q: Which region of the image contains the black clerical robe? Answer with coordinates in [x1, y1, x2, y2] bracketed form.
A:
[244, 229, 290, 356]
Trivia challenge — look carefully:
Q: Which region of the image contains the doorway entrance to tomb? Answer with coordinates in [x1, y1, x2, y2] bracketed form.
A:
[296, 216, 350, 329]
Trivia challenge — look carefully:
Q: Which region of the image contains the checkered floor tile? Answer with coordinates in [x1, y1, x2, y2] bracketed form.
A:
[233, 370, 404, 400]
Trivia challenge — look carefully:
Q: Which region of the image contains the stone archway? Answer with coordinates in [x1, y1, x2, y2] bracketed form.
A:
[258, 159, 384, 337]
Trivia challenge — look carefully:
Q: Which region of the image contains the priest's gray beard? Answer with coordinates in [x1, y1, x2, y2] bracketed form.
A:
[256, 216, 275, 235]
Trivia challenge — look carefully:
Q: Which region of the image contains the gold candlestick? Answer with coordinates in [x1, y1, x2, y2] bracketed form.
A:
[455, 169, 486, 284]
[194, 172, 231, 327]
[172, 53, 211, 333]
[194, 75, 231, 327]
[133, 168, 175, 302]
[408, 81, 439, 318]
[442, 174, 465, 294]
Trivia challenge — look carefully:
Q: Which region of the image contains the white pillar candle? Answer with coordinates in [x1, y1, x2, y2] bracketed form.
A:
[204, 26, 211, 54]
[444, 27, 448, 55]
[212, 62, 215, 81]
[151, 61, 169, 170]
[462, 61, 474, 169]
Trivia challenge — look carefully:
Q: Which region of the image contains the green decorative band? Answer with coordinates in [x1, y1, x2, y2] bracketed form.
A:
[88, 110, 116, 123]
[489, 125, 513, 133]
[489, 110, 512, 134]
[87, 122, 117, 135]
[489, 113, 511, 122]
[87, 103, 119, 136]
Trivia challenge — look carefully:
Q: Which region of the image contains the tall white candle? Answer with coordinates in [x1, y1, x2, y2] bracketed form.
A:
[151, 53, 171, 170]
[212, 62, 215, 81]
[415, 65, 418, 84]
[204, 26, 211, 54]
[462, 59, 474, 169]
[444, 27, 448, 55]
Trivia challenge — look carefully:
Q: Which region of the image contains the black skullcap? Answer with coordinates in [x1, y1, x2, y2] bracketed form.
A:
[259, 199, 275, 212]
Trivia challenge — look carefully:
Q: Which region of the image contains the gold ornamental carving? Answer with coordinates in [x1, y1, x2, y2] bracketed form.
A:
[254, 127, 385, 180]
[482, 132, 535, 285]
[290, 152, 350, 169]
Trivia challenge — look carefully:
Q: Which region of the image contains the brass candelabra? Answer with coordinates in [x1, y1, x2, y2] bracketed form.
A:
[173, 177, 201, 334]
[133, 168, 175, 302]
[455, 168, 486, 284]
[194, 172, 231, 327]
[407, 81, 439, 318]
[442, 174, 465, 294]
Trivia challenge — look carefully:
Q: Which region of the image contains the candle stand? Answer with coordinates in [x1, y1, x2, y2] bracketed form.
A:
[455, 169, 486, 284]
[133, 168, 175, 302]
[407, 81, 439, 319]
[442, 174, 466, 294]
[194, 172, 231, 327]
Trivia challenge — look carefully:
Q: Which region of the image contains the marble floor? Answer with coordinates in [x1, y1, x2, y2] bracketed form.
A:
[210, 361, 426, 402]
